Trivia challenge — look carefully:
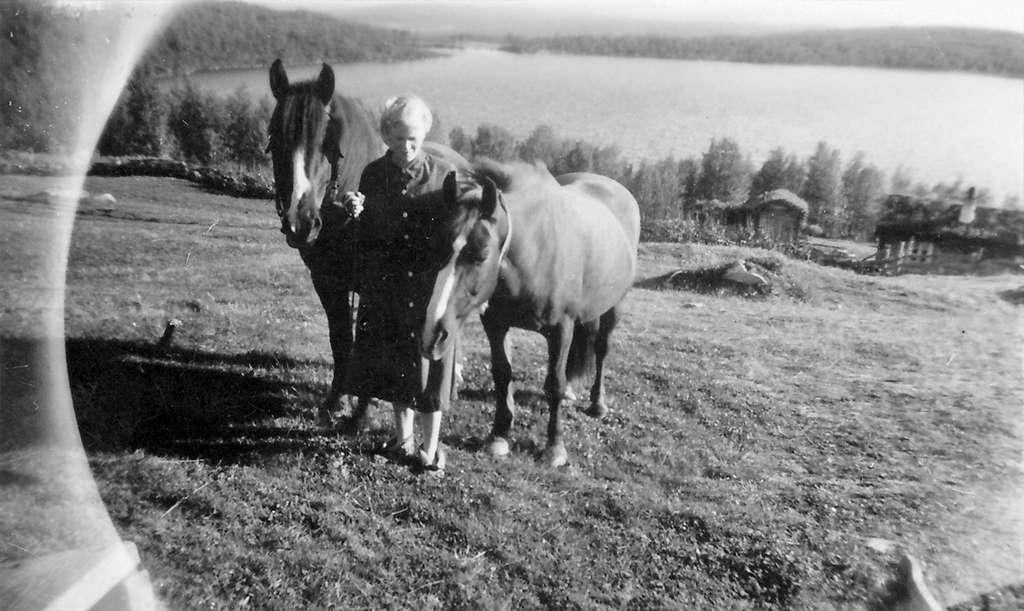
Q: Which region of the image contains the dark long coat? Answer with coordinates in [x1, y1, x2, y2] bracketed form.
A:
[345, 150, 457, 405]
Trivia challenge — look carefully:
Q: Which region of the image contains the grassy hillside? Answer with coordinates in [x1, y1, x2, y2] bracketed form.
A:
[1, 173, 1022, 607]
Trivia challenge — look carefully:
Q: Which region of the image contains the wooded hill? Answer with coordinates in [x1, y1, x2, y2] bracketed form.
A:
[502, 27, 1024, 79]
[0, 1, 427, 151]
[141, 1, 430, 76]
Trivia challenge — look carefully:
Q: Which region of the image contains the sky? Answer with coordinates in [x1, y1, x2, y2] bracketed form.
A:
[289, 0, 1024, 33]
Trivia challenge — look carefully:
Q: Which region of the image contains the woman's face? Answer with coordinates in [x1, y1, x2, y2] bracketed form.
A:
[384, 120, 428, 167]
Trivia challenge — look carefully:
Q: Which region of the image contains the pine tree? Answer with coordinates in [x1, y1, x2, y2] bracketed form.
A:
[693, 138, 752, 203]
[841, 152, 885, 239]
[98, 67, 166, 157]
[801, 141, 844, 235]
[750, 147, 805, 198]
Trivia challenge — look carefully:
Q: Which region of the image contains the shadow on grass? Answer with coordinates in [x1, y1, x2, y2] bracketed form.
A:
[65, 336, 334, 463]
[997, 286, 1024, 306]
[456, 386, 547, 405]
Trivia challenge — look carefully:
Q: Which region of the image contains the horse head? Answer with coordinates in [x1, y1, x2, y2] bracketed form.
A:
[267, 59, 342, 248]
[420, 170, 510, 361]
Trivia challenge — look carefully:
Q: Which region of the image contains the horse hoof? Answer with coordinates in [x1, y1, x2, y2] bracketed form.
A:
[487, 436, 511, 458]
[542, 443, 568, 468]
[339, 414, 369, 435]
[584, 401, 609, 418]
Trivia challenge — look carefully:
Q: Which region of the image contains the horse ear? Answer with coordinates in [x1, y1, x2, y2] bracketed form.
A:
[480, 175, 499, 218]
[269, 59, 288, 100]
[443, 171, 458, 205]
[316, 63, 335, 106]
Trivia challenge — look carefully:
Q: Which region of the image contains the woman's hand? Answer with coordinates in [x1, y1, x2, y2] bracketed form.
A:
[342, 191, 366, 218]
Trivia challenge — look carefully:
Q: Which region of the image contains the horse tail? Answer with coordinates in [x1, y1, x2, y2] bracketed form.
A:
[565, 320, 597, 387]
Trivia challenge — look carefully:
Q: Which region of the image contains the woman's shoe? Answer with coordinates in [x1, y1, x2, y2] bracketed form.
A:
[561, 386, 578, 402]
[417, 444, 446, 476]
[380, 435, 415, 462]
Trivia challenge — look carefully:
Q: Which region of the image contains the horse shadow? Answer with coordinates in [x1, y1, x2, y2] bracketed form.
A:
[64, 336, 343, 464]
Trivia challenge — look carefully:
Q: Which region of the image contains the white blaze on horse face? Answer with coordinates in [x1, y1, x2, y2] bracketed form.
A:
[424, 234, 467, 344]
[289, 148, 310, 233]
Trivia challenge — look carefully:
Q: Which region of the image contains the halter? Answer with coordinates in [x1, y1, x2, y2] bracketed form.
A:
[270, 103, 344, 232]
[272, 149, 343, 238]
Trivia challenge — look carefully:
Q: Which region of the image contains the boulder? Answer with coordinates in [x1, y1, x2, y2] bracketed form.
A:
[83, 193, 116, 206]
[723, 260, 769, 288]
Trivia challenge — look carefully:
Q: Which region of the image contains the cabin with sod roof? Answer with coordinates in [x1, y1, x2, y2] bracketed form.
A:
[683, 189, 809, 246]
[736, 189, 809, 245]
[873, 189, 1024, 275]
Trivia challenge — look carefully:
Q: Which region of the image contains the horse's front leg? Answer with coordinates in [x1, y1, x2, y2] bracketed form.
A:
[541, 318, 574, 467]
[308, 271, 352, 428]
[482, 312, 514, 457]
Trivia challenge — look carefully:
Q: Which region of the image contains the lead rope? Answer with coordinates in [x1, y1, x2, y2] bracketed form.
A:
[497, 194, 512, 265]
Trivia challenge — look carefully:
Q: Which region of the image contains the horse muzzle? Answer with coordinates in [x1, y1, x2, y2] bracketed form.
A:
[281, 214, 323, 248]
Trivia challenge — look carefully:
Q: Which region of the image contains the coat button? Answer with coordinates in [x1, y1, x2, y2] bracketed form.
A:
[402, 211, 408, 218]
[401, 189, 407, 195]
[403, 234, 410, 240]
[408, 301, 414, 308]
[407, 271, 413, 277]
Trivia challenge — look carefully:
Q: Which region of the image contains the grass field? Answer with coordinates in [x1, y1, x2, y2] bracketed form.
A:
[2, 174, 1022, 608]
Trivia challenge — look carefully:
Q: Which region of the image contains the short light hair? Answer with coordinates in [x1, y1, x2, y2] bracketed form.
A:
[380, 95, 433, 136]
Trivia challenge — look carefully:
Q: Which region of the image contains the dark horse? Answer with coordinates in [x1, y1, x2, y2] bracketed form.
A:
[266, 60, 467, 427]
[418, 159, 640, 466]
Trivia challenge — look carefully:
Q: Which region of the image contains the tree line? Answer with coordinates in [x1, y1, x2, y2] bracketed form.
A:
[439, 123, 1014, 241]
[97, 68, 272, 170]
[99, 68, 1015, 246]
[503, 27, 1024, 80]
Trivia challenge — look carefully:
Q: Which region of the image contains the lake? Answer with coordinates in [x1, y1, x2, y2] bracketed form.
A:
[179, 47, 1023, 203]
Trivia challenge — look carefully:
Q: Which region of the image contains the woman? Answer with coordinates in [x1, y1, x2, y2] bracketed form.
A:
[342, 95, 456, 474]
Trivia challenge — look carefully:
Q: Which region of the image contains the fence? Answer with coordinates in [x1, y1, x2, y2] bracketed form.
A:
[872, 237, 1012, 275]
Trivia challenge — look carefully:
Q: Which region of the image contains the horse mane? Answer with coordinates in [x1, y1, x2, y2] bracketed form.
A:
[330, 94, 379, 148]
[471, 157, 558, 193]
[270, 73, 381, 141]
[329, 94, 383, 190]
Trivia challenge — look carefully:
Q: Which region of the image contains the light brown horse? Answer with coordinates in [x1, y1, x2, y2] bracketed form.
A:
[266, 60, 467, 428]
[419, 159, 640, 466]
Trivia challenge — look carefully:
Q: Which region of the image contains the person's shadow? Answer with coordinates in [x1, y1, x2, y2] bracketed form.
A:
[64, 336, 334, 464]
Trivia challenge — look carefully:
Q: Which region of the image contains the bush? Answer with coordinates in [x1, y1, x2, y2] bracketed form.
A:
[471, 124, 518, 161]
[641, 218, 733, 244]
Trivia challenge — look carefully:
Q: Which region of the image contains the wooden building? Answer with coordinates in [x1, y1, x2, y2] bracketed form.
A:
[737, 189, 809, 244]
[873, 192, 1024, 275]
[684, 189, 809, 246]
